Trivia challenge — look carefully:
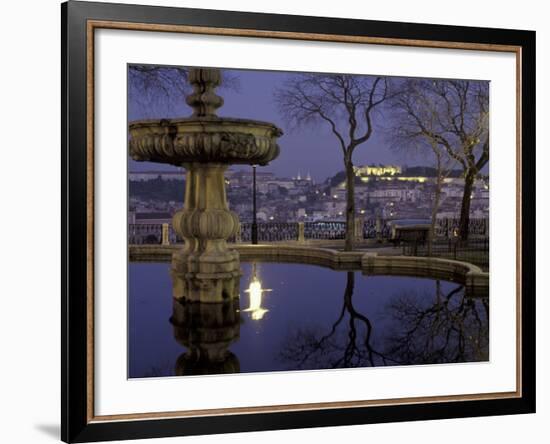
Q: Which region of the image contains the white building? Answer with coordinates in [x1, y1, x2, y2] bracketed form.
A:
[265, 179, 295, 191]
[323, 201, 347, 218]
[369, 188, 420, 203]
[129, 170, 184, 181]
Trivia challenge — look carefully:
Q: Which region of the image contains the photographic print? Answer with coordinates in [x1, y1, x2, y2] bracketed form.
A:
[63, 3, 535, 440]
[127, 65, 490, 378]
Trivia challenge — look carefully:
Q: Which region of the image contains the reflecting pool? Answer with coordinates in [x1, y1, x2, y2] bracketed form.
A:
[129, 262, 489, 378]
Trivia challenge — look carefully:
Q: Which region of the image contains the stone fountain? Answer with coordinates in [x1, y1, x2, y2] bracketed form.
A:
[129, 68, 283, 303]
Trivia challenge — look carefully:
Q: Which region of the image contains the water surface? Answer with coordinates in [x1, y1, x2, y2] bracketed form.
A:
[129, 262, 488, 378]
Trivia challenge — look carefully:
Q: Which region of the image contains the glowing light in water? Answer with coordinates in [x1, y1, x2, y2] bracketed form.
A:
[244, 264, 272, 320]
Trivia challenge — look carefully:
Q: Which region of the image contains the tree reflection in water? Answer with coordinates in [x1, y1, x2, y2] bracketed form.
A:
[279, 272, 488, 370]
[384, 280, 489, 365]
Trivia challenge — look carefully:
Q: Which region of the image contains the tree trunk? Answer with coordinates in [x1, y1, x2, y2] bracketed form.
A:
[428, 151, 444, 256]
[344, 159, 355, 251]
[429, 167, 442, 257]
[458, 170, 475, 241]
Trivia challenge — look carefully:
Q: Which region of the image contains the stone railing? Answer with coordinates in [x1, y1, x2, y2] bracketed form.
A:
[362, 218, 391, 239]
[433, 218, 489, 237]
[238, 222, 299, 243]
[304, 221, 346, 240]
[128, 217, 488, 245]
[128, 223, 164, 245]
[361, 217, 488, 240]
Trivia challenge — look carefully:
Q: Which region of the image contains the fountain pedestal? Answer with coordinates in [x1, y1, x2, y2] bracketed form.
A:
[171, 163, 240, 302]
[129, 68, 282, 303]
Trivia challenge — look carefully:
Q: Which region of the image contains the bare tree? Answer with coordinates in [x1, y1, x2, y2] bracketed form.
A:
[382, 282, 489, 364]
[275, 74, 391, 250]
[389, 80, 459, 253]
[389, 78, 489, 240]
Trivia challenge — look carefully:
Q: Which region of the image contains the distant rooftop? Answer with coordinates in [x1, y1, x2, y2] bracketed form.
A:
[129, 170, 183, 174]
[135, 212, 173, 220]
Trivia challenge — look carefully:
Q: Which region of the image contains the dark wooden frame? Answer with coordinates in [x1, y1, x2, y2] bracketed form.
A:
[62, 1, 536, 442]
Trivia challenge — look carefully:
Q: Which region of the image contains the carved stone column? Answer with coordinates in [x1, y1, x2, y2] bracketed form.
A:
[171, 162, 241, 302]
[298, 222, 305, 243]
[161, 223, 170, 245]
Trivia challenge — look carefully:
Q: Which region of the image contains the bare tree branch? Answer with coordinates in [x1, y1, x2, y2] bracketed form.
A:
[128, 65, 240, 115]
[387, 78, 489, 239]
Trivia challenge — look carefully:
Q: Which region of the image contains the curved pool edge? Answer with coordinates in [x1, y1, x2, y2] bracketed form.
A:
[129, 244, 489, 297]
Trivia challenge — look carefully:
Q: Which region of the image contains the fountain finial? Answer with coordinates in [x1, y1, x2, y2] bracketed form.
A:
[185, 68, 224, 117]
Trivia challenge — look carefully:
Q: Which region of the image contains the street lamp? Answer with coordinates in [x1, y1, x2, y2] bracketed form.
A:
[251, 164, 258, 244]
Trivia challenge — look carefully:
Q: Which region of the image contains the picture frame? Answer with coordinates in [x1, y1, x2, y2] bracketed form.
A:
[61, 0, 536, 442]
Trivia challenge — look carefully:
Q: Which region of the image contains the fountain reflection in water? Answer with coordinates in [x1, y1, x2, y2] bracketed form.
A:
[170, 297, 241, 376]
[128, 262, 488, 378]
[243, 263, 272, 321]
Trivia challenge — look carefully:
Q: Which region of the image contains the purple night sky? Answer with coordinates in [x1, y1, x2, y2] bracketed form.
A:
[128, 67, 474, 182]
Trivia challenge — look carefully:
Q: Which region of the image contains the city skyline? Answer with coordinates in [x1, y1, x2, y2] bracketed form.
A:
[127, 162, 481, 185]
[128, 66, 489, 237]
[128, 67, 444, 183]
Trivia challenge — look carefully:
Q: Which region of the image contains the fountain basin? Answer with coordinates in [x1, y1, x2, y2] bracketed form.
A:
[129, 244, 489, 298]
[129, 117, 282, 166]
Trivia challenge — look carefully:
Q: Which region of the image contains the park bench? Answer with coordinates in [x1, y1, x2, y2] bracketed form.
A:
[389, 220, 431, 255]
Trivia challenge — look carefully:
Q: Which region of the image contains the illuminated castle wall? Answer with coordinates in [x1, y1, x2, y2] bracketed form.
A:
[354, 165, 402, 176]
